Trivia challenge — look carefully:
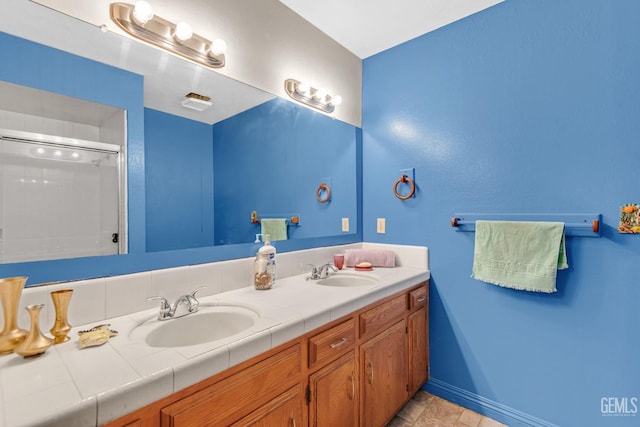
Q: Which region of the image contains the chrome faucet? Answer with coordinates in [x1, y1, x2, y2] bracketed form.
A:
[147, 287, 206, 320]
[307, 263, 337, 280]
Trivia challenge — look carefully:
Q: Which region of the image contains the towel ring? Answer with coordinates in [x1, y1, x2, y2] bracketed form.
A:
[393, 175, 415, 200]
[316, 183, 331, 203]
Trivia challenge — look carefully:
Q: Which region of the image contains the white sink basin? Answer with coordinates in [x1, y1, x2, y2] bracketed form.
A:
[315, 273, 379, 287]
[130, 305, 259, 348]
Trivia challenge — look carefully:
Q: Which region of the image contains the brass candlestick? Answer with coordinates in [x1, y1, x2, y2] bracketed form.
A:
[14, 304, 53, 358]
[50, 289, 73, 344]
[0, 276, 28, 354]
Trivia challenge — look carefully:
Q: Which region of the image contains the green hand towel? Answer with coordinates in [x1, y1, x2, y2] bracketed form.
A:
[472, 221, 568, 293]
[261, 218, 288, 241]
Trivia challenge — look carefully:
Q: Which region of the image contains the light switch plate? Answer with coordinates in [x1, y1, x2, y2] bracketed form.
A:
[342, 218, 349, 232]
[377, 218, 386, 234]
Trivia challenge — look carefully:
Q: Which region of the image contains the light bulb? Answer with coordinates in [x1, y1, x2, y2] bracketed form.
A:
[328, 95, 342, 106]
[71, 152, 80, 159]
[36, 147, 45, 154]
[314, 88, 327, 102]
[297, 82, 311, 96]
[173, 22, 193, 42]
[132, 1, 154, 25]
[54, 150, 62, 157]
[209, 39, 227, 56]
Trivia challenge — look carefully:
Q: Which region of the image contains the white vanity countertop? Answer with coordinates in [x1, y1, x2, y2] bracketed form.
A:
[0, 267, 429, 427]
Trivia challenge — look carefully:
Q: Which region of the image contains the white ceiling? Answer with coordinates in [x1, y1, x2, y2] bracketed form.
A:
[279, 0, 504, 59]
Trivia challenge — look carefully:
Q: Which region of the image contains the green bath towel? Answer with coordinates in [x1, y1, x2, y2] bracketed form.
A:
[261, 218, 288, 241]
[472, 221, 568, 293]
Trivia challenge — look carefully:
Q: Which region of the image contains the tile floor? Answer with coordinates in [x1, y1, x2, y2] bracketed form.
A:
[387, 391, 508, 427]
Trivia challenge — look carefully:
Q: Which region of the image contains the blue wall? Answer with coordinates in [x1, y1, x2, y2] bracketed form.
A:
[362, 1, 640, 426]
[212, 98, 358, 245]
[145, 109, 214, 251]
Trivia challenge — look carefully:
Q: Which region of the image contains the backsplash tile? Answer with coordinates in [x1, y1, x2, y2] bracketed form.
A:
[188, 262, 223, 297]
[46, 278, 107, 327]
[9, 243, 428, 329]
[221, 258, 253, 292]
[151, 266, 191, 301]
[105, 272, 153, 319]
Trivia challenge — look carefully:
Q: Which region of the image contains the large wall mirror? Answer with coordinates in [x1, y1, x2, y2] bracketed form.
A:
[0, 1, 361, 286]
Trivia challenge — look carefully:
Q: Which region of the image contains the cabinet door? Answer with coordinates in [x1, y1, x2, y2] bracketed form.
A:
[408, 306, 428, 393]
[231, 386, 303, 427]
[309, 353, 358, 427]
[161, 344, 300, 426]
[360, 320, 408, 427]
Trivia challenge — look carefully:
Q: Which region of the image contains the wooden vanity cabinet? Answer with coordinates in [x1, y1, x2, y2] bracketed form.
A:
[308, 352, 358, 427]
[160, 343, 301, 426]
[231, 385, 303, 427]
[105, 281, 429, 427]
[358, 293, 410, 427]
[408, 286, 429, 394]
[360, 320, 408, 427]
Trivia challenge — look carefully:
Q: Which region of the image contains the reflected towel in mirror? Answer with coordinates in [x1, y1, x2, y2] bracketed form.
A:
[261, 218, 288, 241]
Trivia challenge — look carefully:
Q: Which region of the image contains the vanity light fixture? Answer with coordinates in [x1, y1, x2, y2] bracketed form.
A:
[110, 2, 226, 69]
[284, 79, 342, 114]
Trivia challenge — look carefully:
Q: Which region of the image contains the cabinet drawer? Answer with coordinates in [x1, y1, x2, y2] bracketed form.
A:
[309, 318, 355, 369]
[359, 295, 406, 340]
[409, 286, 428, 311]
[161, 344, 301, 426]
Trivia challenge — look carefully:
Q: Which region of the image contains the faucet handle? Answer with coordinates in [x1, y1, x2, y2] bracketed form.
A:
[147, 296, 170, 308]
[185, 287, 206, 313]
[147, 296, 172, 320]
[190, 287, 206, 298]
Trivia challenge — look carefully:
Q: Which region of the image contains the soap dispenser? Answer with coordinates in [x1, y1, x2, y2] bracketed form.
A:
[258, 234, 276, 286]
[253, 251, 272, 290]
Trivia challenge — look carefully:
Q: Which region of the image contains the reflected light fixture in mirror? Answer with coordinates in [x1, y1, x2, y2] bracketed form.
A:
[110, 1, 227, 68]
[284, 79, 342, 114]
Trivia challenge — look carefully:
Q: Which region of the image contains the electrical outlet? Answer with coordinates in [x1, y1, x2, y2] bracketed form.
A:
[342, 218, 349, 232]
[377, 218, 386, 234]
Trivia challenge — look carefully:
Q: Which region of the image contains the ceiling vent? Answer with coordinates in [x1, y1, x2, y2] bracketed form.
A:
[181, 92, 212, 111]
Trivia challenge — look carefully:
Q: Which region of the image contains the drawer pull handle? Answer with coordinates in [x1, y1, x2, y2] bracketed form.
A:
[416, 296, 426, 303]
[368, 362, 374, 384]
[349, 373, 356, 400]
[330, 337, 348, 348]
[290, 417, 296, 427]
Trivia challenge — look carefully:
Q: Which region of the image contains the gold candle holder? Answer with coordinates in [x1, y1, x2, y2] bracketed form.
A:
[50, 289, 73, 344]
[14, 304, 53, 358]
[0, 276, 28, 354]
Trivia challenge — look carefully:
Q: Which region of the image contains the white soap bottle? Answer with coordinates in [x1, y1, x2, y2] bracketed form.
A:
[258, 234, 276, 285]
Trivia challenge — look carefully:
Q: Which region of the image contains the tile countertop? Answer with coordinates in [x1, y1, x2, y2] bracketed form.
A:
[0, 266, 429, 427]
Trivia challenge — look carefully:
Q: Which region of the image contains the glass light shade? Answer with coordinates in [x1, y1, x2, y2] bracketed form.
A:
[313, 88, 327, 102]
[297, 82, 311, 96]
[209, 39, 227, 56]
[329, 95, 342, 106]
[174, 22, 193, 42]
[132, 1, 154, 25]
